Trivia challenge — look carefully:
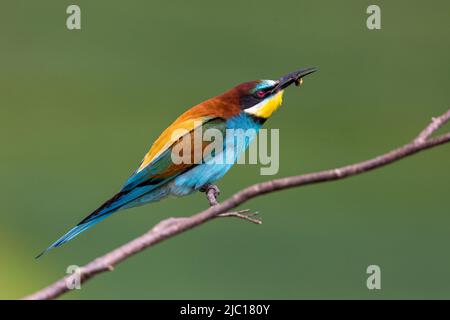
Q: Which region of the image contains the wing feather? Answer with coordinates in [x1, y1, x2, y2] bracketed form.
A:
[121, 117, 226, 192]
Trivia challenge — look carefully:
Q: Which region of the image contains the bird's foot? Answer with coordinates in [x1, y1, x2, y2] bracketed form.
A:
[200, 184, 220, 195]
[218, 209, 262, 225]
[200, 184, 220, 206]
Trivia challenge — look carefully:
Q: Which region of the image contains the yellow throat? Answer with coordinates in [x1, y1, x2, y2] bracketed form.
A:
[244, 90, 284, 119]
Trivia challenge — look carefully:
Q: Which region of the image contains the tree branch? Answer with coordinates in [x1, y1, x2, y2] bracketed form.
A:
[415, 109, 450, 143]
[24, 108, 450, 300]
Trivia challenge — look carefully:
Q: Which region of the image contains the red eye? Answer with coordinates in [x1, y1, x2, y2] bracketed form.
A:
[256, 90, 265, 98]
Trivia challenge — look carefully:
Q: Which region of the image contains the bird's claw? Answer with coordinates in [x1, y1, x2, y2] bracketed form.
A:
[200, 184, 220, 196]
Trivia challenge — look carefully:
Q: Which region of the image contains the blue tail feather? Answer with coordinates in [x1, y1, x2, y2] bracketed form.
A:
[35, 213, 113, 259]
[36, 185, 164, 258]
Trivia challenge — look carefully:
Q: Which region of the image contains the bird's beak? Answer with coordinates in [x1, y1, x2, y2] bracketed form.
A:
[273, 67, 318, 92]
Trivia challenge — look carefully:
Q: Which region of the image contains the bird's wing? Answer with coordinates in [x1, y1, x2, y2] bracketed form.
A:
[121, 116, 227, 192]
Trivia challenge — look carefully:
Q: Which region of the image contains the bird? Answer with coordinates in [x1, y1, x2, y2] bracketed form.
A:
[37, 67, 317, 258]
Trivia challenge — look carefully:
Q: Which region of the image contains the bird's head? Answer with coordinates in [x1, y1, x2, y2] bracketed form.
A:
[231, 67, 317, 120]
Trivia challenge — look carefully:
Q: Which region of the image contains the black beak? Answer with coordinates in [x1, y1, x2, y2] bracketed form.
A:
[273, 67, 318, 92]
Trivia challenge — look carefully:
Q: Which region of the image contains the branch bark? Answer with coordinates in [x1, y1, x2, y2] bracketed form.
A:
[24, 108, 450, 300]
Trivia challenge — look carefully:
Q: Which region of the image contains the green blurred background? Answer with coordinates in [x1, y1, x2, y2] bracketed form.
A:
[1, 0, 449, 299]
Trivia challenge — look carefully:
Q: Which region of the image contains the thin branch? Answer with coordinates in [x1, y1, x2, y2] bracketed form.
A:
[218, 209, 262, 224]
[415, 109, 450, 143]
[24, 108, 450, 300]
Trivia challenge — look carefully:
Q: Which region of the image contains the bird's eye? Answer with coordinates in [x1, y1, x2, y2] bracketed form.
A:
[256, 90, 265, 98]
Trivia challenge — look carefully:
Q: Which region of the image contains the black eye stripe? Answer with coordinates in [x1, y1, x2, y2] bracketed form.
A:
[256, 90, 265, 98]
[240, 94, 260, 110]
[254, 87, 274, 99]
[255, 83, 278, 97]
[239, 82, 277, 110]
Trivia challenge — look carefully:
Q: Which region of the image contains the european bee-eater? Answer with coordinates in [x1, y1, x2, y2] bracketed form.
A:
[37, 67, 317, 257]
